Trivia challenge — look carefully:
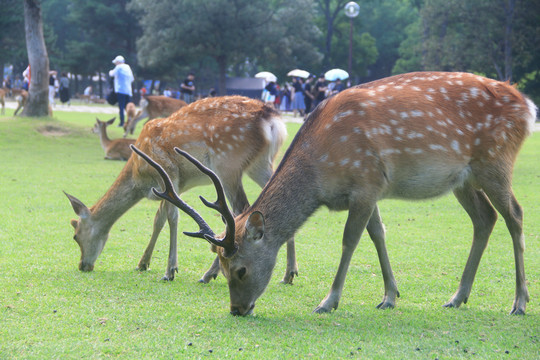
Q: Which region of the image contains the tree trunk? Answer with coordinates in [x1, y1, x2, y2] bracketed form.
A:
[22, 0, 49, 117]
[217, 55, 227, 96]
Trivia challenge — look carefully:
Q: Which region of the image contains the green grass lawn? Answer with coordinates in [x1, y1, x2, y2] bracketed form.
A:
[0, 108, 538, 359]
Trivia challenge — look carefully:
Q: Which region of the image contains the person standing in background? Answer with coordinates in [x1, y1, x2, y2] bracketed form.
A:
[59, 72, 71, 105]
[180, 73, 195, 104]
[48, 71, 57, 107]
[109, 55, 134, 127]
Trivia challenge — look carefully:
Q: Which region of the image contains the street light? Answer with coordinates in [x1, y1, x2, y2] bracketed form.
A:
[344, 1, 360, 85]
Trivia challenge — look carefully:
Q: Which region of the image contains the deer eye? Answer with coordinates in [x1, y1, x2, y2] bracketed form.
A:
[237, 267, 247, 280]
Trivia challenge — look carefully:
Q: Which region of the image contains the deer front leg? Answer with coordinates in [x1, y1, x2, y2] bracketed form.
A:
[444, 184, 497, 309]
[199, 255, 220, 283]
[280, 236, 299, 284]
[137, 200, 167, 272]
[162, 202, 179, 281]
[314, 204, 373, 313]
[366, 205, 399, 309]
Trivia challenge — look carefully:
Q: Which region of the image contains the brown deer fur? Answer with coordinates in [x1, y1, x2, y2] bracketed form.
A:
[143, 72, 536, 316]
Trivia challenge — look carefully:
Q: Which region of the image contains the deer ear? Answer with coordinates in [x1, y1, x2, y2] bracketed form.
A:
[245, 211, 265, 242]
[106, 117, 116, 125]
[64, 192, 91, 219]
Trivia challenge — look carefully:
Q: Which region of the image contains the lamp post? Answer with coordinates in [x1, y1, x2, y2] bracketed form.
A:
[344, 2, 360, 85]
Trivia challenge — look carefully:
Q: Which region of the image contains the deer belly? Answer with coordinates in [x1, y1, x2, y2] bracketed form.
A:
[385, 163, 472, 200]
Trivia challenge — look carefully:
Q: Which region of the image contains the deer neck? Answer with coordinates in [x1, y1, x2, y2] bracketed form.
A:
[252, 159, 320, 247]
[97, 126, 112, 151]
[89, 163, 144, 231]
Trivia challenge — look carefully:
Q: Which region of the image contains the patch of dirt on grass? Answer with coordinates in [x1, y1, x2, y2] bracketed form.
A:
[37, 125, 71, 137]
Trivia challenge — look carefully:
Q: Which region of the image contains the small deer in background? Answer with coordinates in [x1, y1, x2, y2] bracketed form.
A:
[125, 102, 137, 132]
[0, 87, 8, 114]
[13, 90, 28, 116]
[66, 96, 296, 283]
[92, 117, 136, 160]
[137, 71, 536, 316]
[123, 95, 187, 138]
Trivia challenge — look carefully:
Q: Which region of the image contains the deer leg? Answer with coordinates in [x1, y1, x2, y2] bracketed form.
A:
[367, 205, 399, 309]
[199, 255, 220, 283]
[280, 237, 299, 284]
[314, 204, 374, 313]
[248, 163, 299, 284]
[444, 183, 497, 309]
[137, 200, 167, 272]
[481, 181, 529, 314]
[163, 201, 179, 281]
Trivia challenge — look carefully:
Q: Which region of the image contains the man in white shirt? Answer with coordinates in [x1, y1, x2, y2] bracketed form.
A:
[109, 55, 134, 127]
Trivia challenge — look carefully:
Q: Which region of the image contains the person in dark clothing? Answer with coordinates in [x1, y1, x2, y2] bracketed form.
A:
[313, 74, 327, 108]
[303, 75, 315, 114]
[180, 73, 195, 103]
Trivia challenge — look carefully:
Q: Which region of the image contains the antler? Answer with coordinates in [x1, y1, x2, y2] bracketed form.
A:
[173, 148, 237, 257]
[130, 145, 237, 257]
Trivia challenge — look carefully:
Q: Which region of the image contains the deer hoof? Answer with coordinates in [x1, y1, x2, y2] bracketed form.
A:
[280, 270, 298, 285]
[199, 272, 218, 284]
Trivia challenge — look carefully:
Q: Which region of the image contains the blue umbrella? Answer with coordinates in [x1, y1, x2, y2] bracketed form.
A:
[324, 68, 349, 81]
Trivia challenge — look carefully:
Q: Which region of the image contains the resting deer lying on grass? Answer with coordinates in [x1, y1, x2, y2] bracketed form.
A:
[136, 71, 536, 316]
[123, 95, 187, 138]
[92, 118, 136, 160]
[66, 96, 295, 283]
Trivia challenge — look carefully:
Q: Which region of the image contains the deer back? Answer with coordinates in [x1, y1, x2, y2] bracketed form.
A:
[145, 95, 187, 119]
[132, 96, 284, 191]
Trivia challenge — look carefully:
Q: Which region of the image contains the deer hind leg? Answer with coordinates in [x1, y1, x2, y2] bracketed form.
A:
[444, 182, 497, 309]
[247, 161, 299, 284]
[367, 205, 399, 309]
[479, 173, 529, 314]
[314, 203, 374, 313]
[137, 200, 168, 272]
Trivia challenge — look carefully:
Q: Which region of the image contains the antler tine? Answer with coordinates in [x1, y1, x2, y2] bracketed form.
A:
[130, 145, 217, 242]
[174, 147, 238, 257]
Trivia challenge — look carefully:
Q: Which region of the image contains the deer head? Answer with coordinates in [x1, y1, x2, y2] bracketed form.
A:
[132, 145, 277, 315]
[65, 192, 109, 271]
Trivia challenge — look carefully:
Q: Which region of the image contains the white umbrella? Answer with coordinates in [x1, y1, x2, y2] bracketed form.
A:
[324, 68, 349, 81]
[255, 71, 277, 82]
[287, 69, 310, 79]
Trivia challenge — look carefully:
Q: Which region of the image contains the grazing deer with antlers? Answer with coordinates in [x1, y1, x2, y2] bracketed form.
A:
[136, 72, 536, 316]
[92, 117, 136, 160]
[66, 96, 295, 283]
[123, 95, 187, 138]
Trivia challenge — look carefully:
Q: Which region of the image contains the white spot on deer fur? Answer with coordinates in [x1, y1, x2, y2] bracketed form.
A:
[394, 85, 403, 90]
[389, 109, 397, 115]
[368, 90, 376, 96]
[396, 127, 405, 135]
[400, 112, 409, 119]
[436, 108, 443, 115]
[478, 101, 484, 107]
[488, 148, 496, 157]
[474, 138, 481, 146]
[427, 111, 434, 118]
[227, 144, 233, 150]
[451, 140, 461, 154]
[456, 80, 464, 85]
[407, 131, 424, 139]
[334, 110, 353, 122]
[405, 148, 424, 154]
[427, 88, 435, 93]
[232, 134, 238, 141]
[381, 149, 401, 156]
[465, 124, 474, 132]
[469, 87, 480, 98]
[355, 148, 362, 153]
[319, 154, 328, 162]
[410, 110, 424, 117]
[456, 128, 464, 135]
[325, 124, 331, 130]
[440, 87, 447, 94]
[353, 160, 361, 168]
[425, 94, 434, 101]
[225, 126, 231, 132]
[429, 144, 448, 152]
[502, 96, 511, 103]
[495, 101, 503, 106]
[446, 80, 454, 85]
[501, 131, 507, 141]
[481, 91, 490, 100]
[353, 127, 362, 134]
[426, 125, 434, 132]
[394, 136, 403, 141]
[412, 86, 421, 91]
[340, 135, 348, 142]
[340, 158, 350, 165]
[357, 110, 366, 116]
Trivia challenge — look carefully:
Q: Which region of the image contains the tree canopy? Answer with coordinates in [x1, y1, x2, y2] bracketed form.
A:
[2, 0, 539, 101]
